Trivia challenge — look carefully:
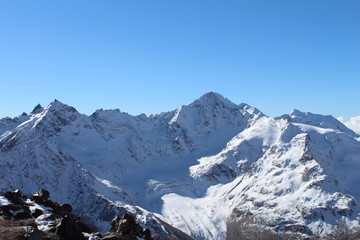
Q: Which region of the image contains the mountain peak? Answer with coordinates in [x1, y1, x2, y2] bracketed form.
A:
[31, 104, 43, 114]
[285, 109, 357, 136]
[47, 99, 78, 113]
[201, 91, 224, 99]
[289, 109, 303, 116]
[191, 92, 238, 109]
[197, 92, 226, 102]
[1, 95, 360, 239]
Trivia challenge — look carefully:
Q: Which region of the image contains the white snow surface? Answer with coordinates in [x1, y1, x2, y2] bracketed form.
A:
[0, 196, 10, 206]
[0, 92, 359, 239]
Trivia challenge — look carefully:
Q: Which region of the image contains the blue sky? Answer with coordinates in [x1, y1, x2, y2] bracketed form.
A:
[0, 0, 359, 119]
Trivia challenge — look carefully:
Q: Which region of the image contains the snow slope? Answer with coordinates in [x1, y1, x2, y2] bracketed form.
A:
[170, 113, 360, 239]
[0, 92, 359, 239]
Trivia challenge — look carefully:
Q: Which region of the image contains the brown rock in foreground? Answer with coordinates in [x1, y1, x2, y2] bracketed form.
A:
[0, 218, 60, 240]
[0, 189, 161, 240]
[101, 213, 153, 240]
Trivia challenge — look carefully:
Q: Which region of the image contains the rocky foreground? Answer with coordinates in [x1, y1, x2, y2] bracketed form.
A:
[0, 189, 181, 240]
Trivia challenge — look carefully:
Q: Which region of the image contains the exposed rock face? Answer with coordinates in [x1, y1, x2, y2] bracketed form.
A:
[56, 216, 86, 240]
[0, 189, 183, 240]
[101, 213, 152, 240]
[32, 189, 50, 202]
[31, 104, 43, 114]
[0, 218, 61, 240]
[0, 189, 95, 239]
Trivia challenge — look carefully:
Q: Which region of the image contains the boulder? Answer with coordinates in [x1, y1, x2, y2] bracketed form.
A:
[111, 213, 140, 236]
[144, 228, 152, 240]
[41, 199, 60, 210]
[14, 210, 32, 220]
[32, 189, 50, 203]
[109, 213, 152, 240]
[35, 213, 63, 233]
[77, 218, 98, 234]
[32, 208, 44, 218]
[1, 189, 24, 205]
[1, 204, 22, 217]
[60, 203, 73, 213]
[55, 216, 86, 240]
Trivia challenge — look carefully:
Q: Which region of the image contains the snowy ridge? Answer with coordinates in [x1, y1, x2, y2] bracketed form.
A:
[175, 115, 360, 238]
[0, 92, 359, 239]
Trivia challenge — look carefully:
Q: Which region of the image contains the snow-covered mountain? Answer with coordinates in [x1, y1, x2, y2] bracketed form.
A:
[0, 92, 359, 239]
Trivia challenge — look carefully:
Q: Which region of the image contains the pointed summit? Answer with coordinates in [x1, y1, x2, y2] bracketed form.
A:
[199, 92, 225, 100]
[289, 109, 304, 116]
[167, 92, 263, 137]
[47, 99, 78, 113]
[190, 92, 238, 109]
[31, 104, 43, 114]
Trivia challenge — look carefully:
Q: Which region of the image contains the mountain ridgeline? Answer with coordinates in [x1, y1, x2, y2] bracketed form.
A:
[0, 92, 359, 239]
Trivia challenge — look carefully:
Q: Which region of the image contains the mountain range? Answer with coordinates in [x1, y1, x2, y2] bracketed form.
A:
[1, 92, 359, 239]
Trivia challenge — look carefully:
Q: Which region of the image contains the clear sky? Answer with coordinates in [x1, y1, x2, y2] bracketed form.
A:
[0, 0, 359, 120]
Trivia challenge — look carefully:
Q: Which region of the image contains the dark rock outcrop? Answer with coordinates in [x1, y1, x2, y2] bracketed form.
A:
[1, 189, 96, 239]
[101, 213, 153, 240]
[1, 189, 24, 205]
[32, 189, 50, 202]
[32, 104, 43, 114]
[0, 189, 166, 240]
[0, 218, 61, 240]
[56, 216, 86, 240]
